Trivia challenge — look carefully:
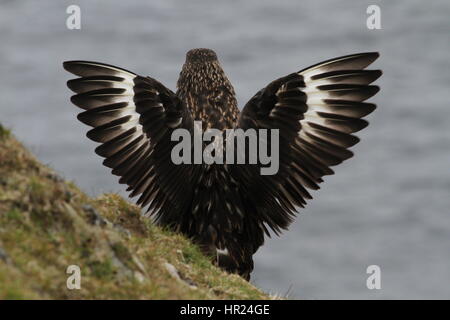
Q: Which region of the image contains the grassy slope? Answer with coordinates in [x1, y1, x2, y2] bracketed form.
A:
[0, 124, 270, 299]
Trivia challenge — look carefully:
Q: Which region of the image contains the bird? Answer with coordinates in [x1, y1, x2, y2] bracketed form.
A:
[63, 48, 381, 280]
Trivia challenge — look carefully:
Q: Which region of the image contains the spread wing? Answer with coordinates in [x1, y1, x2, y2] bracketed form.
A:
[63, 61, 199, 224]
[232, 52, 381, 234]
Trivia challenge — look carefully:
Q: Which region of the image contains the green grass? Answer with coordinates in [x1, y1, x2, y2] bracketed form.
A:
[0, 123, 271, 300]
[0, 123, 11, 140]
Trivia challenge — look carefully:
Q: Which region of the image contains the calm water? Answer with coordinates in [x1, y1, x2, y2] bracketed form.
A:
[1, 0, 449, 299]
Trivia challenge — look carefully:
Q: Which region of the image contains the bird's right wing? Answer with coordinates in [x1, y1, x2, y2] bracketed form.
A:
[64, 61, 200, 224]
[232, 52, 381, 235]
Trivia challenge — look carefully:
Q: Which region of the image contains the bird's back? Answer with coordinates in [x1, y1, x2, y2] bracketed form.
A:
[174, 50, 258, 278]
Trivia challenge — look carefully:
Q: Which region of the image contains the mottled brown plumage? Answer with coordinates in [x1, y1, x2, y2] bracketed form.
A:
[64, 49, 381, 280]
[177, 48, 239, 130]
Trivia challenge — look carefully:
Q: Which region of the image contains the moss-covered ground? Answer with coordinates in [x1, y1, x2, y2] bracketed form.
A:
[0, 123, 270, 300]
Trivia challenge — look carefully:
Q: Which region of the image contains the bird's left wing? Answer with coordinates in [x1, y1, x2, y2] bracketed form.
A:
[64, 61, 199, 224]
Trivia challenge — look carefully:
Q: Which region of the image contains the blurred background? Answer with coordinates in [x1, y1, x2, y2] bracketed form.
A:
[1, 0, 449, 299]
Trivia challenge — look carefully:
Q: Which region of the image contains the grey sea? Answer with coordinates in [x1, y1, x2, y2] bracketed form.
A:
[1, 0, 449, 299]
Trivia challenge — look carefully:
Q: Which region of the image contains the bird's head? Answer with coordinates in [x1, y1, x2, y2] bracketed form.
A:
[185, 48, 218, 64]
[177, 48, 238, 129]
[177, 48, 234, 96]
